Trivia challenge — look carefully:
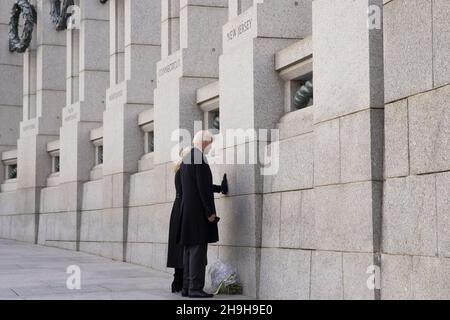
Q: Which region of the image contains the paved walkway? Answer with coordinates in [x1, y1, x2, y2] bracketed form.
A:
[0, 239, 249, 300]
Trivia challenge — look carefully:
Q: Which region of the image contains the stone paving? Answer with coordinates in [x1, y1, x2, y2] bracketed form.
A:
[0, 239, 249, 300]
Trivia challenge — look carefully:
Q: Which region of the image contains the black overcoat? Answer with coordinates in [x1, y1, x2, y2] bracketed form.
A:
[166, 169, 184, 268]
[177, 148, 219, 246]
[167, 164, 222, 268]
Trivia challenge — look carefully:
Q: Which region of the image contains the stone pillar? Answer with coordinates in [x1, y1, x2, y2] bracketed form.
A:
[43, 0, 109, 250]
[218, 0, 312, 298]
[133, 0, 227, 273]
[13, 0, 66, 243]
[101, 0, 161, 261]
[154, 0, 228, 164]
[0, 0, 23, 178]
[309, 0, 384, 299]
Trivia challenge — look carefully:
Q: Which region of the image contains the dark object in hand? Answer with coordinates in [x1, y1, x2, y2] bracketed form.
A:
[221, 174, 229, 195]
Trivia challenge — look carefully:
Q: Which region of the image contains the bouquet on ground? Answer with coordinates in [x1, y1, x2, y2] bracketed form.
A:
[209, 260, 243, 295]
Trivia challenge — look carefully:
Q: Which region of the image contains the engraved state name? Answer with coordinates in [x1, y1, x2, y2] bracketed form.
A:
[226, 18, 252, 42]
[64, 114, 78, 122]
[109, 90, 123, 101]
[22, 124, 35, 132]
[158, 59, 181, 77]
[64, 106, 78, 122]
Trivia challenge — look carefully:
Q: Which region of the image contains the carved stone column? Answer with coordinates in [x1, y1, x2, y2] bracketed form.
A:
[13, 0, 66, 243]
[154, 0, 228, 164]
[37, 0, 110, 250]
[219, 0, 312, 297]
[100, 0, 161, 261]
[309, 0, 384, 300]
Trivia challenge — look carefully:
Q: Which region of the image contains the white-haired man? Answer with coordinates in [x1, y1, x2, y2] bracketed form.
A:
[177, 130, 226, 298]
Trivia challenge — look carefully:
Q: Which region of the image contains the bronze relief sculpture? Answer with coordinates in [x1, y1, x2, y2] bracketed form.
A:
[50, 0, 74, 31]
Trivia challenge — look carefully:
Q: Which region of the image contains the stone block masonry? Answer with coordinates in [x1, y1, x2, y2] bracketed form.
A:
[1, 0, 450, 300]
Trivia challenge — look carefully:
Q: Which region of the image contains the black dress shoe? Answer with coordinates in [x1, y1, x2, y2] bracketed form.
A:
[172, 282, 182, 293]
[188, 290, 214, 298]
[181, 289, 189, 297]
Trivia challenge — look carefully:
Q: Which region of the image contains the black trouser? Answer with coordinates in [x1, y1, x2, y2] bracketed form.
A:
[183, 244, 208, 291]
[173, 268, 183, 286]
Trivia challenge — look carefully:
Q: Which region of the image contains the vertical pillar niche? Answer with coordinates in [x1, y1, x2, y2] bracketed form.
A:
[101, 0, 161, 261]
[154, 0, 228, 165]
[161, 0, 180, 58]
[42, 0, 109, 250]
[13, 0, 66, 243]
[228, 0, 253, 19]
[23, 28, 37, 122]
[0, 0, 23, 155]
[310, 0, 384, 300]
[218, 0, 312, 297]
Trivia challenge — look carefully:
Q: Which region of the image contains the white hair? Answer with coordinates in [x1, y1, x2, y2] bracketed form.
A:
[192, 130, 214, 149]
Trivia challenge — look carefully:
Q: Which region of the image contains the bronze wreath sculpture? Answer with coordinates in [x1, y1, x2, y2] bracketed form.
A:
[293, 80, 313, 110]
[9, 0, 37, 53]
[50, 0, 74, 31]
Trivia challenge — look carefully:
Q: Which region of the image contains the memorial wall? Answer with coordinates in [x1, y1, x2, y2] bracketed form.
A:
[0, 0, 449, 299]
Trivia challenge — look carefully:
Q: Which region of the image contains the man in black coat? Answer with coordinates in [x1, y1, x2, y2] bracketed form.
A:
[178, 130, 219, 298]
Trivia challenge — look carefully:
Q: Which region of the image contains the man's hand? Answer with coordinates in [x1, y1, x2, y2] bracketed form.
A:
[208, 214, 217, 223]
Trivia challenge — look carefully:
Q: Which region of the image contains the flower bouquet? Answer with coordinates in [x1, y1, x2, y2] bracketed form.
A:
[209, 260, 243, 295]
